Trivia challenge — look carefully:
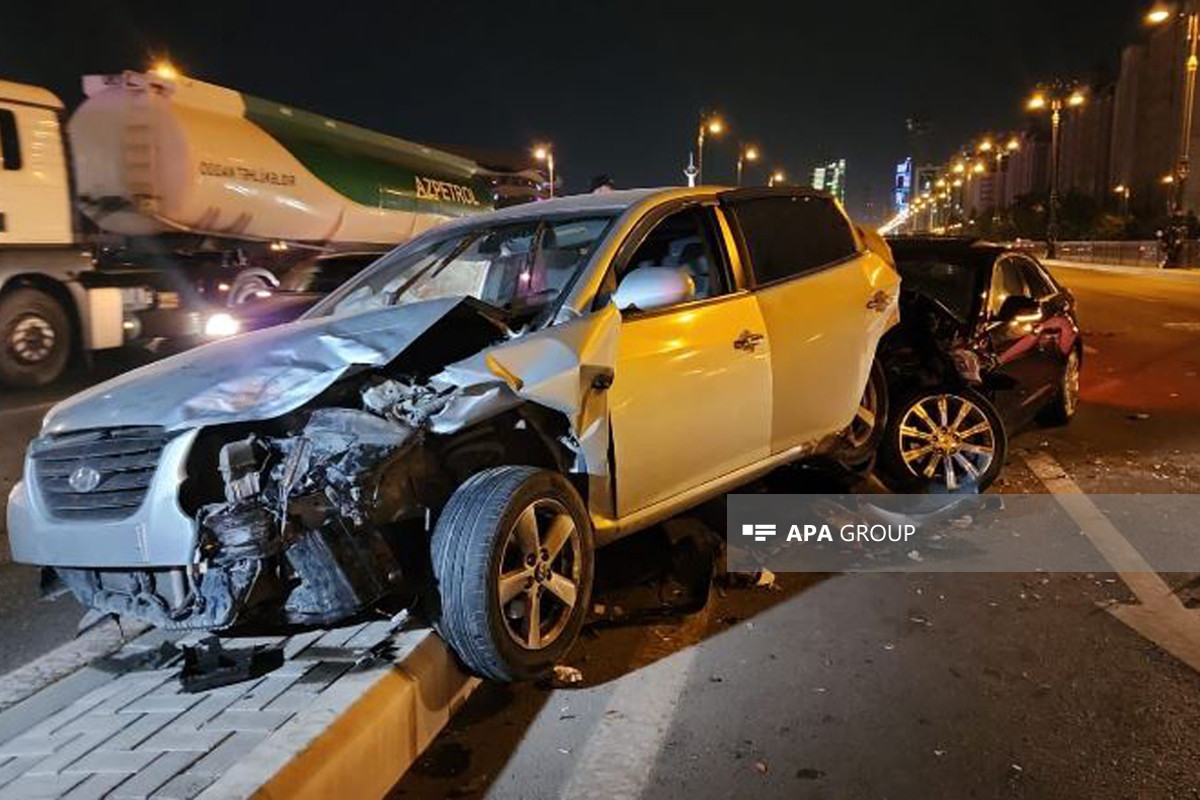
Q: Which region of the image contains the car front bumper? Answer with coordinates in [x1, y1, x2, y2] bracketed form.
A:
[6, 429, 201, 569]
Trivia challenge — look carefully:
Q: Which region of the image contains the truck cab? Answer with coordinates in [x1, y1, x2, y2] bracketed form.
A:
[0, 79, 127, 387]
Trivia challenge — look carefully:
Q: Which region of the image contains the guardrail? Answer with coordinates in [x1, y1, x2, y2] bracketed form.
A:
[1006, 239, 1200, 269]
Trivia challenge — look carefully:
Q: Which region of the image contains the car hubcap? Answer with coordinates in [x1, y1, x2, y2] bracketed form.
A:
[8, 315, 56, 365]
[1063, 351, 1080, 416]
[497, 498, 582, 650]
[847, 375, 880, 448]
[898, 394, 996, 492]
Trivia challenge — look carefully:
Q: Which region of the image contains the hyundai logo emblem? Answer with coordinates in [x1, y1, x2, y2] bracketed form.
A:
[68, 465, 102, 493]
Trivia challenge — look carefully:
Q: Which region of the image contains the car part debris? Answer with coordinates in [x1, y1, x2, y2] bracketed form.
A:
[552, 665, 584, 685]
[179, 636, 284, 692]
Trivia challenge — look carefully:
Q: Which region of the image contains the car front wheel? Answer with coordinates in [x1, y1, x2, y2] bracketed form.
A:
[876, 387, 1006, 493]
[431, 466, 594, 682]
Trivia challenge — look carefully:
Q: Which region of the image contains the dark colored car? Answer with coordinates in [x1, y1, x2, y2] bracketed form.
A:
[876, 237, 1082, 492]
[217, 252, 386, 334]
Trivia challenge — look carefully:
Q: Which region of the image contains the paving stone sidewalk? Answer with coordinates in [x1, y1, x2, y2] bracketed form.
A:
[0, 620, 400, 800]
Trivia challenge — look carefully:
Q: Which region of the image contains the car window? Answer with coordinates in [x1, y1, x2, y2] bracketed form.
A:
[600, 206, 729, 307]
[726, 195, 859, 284]
[316, 215, 614, 320]
[895, 259, 976, 322]
[988, 256, 1032, 316]
[1016, 257, 1057, 300]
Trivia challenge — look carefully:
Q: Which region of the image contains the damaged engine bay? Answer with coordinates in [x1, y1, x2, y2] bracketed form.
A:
[56, 299, 598, 633]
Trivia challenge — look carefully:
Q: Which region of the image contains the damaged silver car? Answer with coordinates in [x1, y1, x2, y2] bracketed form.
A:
[8, 187, 900, 681]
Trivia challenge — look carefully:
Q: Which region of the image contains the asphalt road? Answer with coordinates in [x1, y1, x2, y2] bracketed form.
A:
[1, 264, 1199, 798]
[389, 264, 1200, 800]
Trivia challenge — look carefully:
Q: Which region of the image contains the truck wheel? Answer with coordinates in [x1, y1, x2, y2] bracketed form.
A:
[876, 387, 1006, 494]
[431, 466, 594, 682]
[0, 288, 72, 388]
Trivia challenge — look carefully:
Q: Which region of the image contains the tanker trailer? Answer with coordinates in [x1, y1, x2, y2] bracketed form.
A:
[0, 70, 537, 386]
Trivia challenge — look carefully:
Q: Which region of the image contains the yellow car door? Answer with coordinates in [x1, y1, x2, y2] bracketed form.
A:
[606, 203, 772, 516]
[719, 190, 899, 455]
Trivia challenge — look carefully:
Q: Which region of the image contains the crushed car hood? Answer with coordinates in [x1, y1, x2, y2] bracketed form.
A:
[43, 297, 471, 434]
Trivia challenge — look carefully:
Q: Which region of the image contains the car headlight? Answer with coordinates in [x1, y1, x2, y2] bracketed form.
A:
[204, 312, 241, 338]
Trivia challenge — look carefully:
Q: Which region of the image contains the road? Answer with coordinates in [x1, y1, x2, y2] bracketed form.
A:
[389, 264, 1200, 799]
[1, 264, 1199, 797]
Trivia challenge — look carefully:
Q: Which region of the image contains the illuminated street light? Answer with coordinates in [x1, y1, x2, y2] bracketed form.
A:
[972, 161, 986, 174]
[696, 113, 726, 184]
[952, 161, 966, 174]
[1006, 137, 1021, 152]
[978, 138, 994, 153]
[150, 59, 179, 80]
[532, 144, 555, 198]
[1163, 174, 1177, 184]
[736, 143, 759, 186]
[1144, 3, 1197, 266]
[769, 169, 786, 187]
[1146, 5, 1172, 24]
[1114, 184, 1132, 217]
[1026, 82, 1087, 257]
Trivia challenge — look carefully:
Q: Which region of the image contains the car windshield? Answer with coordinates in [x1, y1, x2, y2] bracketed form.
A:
[895, 259, 978, 322]
[313, 215, 615, 320]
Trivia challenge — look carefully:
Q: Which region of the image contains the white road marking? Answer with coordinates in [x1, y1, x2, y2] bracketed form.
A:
[562, 605, 711, 800]
[1023, 450, 1200, 673]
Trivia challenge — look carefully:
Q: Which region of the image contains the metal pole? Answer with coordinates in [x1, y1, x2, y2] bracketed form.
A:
[548, 153, 556, 198]
[696, 124, 706, 185]
[736, 153, 743, 187]
[1048, 103, 1062, 259]
[1177, 12, 1198, 214]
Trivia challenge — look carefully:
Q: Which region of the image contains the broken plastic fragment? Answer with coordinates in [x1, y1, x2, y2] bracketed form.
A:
[553, 665, 584, 685]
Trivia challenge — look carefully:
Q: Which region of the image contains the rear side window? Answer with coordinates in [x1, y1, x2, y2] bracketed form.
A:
[988, 257, 1032, 315]
[726, 195, 858, 284]
[0, 109, 22, 171]
[1016, 258, 1057, 300]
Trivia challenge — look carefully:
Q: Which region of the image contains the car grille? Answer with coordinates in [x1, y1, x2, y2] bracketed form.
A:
[31, 426, 170, 521]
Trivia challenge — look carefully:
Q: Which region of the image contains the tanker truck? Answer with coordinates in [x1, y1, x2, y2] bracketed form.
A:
[0, 69, 542, 387]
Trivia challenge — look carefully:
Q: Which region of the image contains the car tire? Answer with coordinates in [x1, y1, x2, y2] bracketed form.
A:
[876, 386, 1007, 494]
[836, 360, 889, 471]
[431, 465, 594, 682]
[1038, 346, 1081, 427]
[0, 287, 73, 388]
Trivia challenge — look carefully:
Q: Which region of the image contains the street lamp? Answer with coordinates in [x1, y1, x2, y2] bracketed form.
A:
[768, 169, 786, 187]
[1114, 184, 1132, 218]
[1147, 3, 1198, 266]
[736, 144, 759, 186]
[532, 144, 555, 198]
[1026, 82, 1087, 258]
[696, 113, 725, 185]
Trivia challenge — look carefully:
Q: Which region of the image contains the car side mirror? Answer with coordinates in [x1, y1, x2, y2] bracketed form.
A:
[996, 295, 1041, 322]
[613, 267, 696, 313]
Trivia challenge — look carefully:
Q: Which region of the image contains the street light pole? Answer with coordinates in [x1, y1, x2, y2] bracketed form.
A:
[736, 144, 759, 187]
[532, 144, 555, 198]
[1026, 86, 1085, 259]
[696, 114, 724, 185]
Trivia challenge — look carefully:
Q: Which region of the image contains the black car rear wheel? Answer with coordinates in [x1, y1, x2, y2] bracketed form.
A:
[877, 387, 1006, 493]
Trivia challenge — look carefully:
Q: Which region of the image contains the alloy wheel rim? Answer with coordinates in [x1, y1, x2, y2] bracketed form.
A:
[898, 394, 996, 492]
[8, 315, 55, 364]
[1063, 351, 1080, 416]
[847, 376, 880, 448]
[497, 498, 582, 650]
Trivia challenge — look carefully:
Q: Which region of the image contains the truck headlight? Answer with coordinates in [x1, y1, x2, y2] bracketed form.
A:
[204, 313, 241, 338]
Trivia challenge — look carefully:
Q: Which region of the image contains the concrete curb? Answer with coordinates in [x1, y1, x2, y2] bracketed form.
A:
[1043, 258, 1200, 283]
[198, 627, 478, 800]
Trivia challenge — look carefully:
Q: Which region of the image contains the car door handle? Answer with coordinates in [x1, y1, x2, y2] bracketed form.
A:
[733, 330, 765, 352]
[866, 290, 891, 312]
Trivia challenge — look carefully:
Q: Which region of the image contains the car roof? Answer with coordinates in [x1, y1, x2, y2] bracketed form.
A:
[885, 236, 1011, 265]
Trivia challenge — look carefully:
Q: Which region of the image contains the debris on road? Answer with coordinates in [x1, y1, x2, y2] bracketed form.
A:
[179, 636, 284, 692]
[552, 665, 584, 686]
[1127, 412, 1151, 421]
[796, 768, 826, 780]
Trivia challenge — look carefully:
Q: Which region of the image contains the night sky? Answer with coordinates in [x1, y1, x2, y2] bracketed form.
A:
[3, 0, 1147, 222]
